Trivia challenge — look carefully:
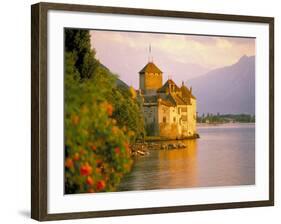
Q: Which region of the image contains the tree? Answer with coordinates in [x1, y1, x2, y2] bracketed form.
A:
[65, 29, 98, 80]
[109, 86, 145, 141]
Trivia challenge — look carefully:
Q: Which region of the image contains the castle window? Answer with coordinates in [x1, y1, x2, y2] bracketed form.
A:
[163, 116, 166, 123]
[182, 115, 187, 121]
[178, 108, 181, 114]
[181, 107, 187, 112]
[173, 117, 176, 123]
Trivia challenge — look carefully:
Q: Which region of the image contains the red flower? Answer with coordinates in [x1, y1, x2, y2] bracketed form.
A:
[65, 158, 73, 169]
[96, 180, 106, 191]
[114, 147, 120, 154]
[86, 176, 94, 186]
[79, 148, 86, 155]
[91, 145, 97, 151]
[101, 102, 114, 116]
[106, 104, 113, 116]
[80, 163, 92, 176]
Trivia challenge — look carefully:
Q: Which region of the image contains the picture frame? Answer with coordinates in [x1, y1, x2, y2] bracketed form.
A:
[31, 2, 274, 221]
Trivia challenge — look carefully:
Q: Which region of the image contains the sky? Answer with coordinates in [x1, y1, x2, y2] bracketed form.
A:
[90, 30, 255, 89]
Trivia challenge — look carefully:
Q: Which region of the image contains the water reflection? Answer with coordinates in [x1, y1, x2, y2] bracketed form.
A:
[157, 140, 198, 188]
[118, 123, 255, 191]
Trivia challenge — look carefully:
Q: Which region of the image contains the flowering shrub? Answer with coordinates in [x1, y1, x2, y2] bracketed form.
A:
[65, 53, 135, 193]
[64, 29, 144, 193]
[65, 104, 133, 193]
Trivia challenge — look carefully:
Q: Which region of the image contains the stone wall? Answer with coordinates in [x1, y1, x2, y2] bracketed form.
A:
[186, 98, 197, 136]
[156, 101, 197, 138]
[159, 122, 179, 139]
[143, 104, 159, 136]
[140, 84, 197, 138]
[139, 74, 145, 91]
[158, 104, 192, 138]
[144, 72, 162, 91]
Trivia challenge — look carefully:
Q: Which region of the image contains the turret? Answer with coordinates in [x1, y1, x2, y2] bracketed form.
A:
[139, 62, 163, 94]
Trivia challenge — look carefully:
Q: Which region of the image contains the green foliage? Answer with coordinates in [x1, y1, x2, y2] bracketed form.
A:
[109, 86, 145, 141]
[64, 29, 144, 193]
[65, 29, 98, 80]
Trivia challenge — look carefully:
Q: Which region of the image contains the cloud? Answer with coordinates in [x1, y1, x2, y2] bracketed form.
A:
[92, 31, 254, 68]
[90, 30, 255, 87]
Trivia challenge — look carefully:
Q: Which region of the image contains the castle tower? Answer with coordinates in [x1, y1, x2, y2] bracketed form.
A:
[139, 62, 163, 95]
[139, 45, 163, 95]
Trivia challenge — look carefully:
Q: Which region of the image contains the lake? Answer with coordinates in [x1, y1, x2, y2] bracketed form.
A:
[118, 123, 255, 191]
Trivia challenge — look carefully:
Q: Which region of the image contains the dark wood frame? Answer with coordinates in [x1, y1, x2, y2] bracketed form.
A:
[31, 2, 274, 221]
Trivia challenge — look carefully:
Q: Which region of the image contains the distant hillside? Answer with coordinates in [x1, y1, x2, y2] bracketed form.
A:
[100, 63, 129, 89]
[188, 55, 255, 115]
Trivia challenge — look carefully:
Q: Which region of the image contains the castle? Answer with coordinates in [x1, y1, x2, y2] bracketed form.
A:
[138, 61, 198, 139]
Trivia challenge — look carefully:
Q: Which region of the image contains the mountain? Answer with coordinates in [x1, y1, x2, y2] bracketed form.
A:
[187, 55, 255, 115]
[100, 63, 129, 89]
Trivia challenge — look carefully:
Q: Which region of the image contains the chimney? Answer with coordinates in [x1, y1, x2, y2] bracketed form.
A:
[182, 81, 184, 86]
[190, 86, 192, 93]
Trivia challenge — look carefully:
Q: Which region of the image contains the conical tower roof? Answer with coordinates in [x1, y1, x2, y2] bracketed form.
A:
[139, 62, 162, 74]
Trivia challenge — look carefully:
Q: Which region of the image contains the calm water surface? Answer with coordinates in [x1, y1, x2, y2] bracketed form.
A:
[118, 123, 255, 191]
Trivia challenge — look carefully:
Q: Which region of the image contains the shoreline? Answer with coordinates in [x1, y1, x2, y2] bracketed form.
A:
[144, 133, 200, 142]
[197, 122, 255, 127]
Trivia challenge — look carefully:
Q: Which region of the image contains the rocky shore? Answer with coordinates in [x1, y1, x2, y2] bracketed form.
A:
[130, 141, 187, 157]
[145, 133, 200, 142]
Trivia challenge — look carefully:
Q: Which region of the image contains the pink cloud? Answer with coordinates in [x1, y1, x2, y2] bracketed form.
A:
[90, 30, 255, 89]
